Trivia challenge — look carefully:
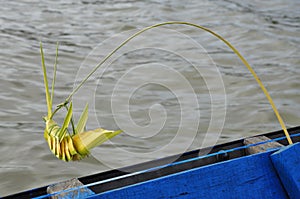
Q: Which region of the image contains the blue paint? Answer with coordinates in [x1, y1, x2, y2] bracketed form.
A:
[88, 150, 287, 199]
[32, 134, 300, 199]
[31, 133, 300, 198]
[271, 142, 300, 199]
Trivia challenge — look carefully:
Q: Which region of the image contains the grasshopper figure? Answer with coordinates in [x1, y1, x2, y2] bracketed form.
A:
[40, 43, 121, 161]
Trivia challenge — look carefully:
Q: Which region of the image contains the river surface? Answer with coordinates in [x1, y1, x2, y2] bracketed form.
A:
[0, 0, 299, 196]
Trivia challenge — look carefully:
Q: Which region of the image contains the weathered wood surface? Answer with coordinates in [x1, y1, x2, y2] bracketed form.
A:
[244, 136, 283, 154]
[91, 150, 287, 199]
[47, 178, 94, 199]
[271, 143, 300, 199]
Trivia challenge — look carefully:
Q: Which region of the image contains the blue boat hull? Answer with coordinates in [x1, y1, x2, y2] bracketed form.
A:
[4, 126, 300, 199]
[93, 149, 289, 199]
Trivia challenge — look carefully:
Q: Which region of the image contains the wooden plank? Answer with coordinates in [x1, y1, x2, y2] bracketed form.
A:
[89, 150, 287, 199]
[271, 143, 300, 199]
[47, 178, 94, 199]
[244, 136, 283, 154]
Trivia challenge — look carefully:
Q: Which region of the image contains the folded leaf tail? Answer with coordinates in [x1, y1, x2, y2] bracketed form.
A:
[72, 128, 122, 156]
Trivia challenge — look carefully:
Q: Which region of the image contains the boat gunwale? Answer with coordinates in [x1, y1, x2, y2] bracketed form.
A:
[3, 126, 300, 198]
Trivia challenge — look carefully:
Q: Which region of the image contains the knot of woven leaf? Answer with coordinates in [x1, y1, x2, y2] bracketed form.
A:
[44, 130, 90, 161]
